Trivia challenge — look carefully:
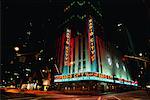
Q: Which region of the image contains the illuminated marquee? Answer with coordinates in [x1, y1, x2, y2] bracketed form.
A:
[64, 29, 71, 66]
[55, 72, 113, 80]
[54, 72, 137, 86]
[88, 17, 96, 62]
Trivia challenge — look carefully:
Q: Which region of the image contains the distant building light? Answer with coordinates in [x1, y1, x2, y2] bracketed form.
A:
[14, 73, 18, 75]
[138, 75, 140, 77]
[42, 70, 45, 72]
[40, 50, 43, 53]
[10, 78, 13, 80]
[117, 23, 122, 27]
[27, 31, 31, 35]
[25, 68, 31, 72]
[141, 67, 143, 70]
[17, 76, 19, 78]
[118, 29, 122, 31]
[29, 22, 32, 26]
[26, 74, 29, 76]
[116, 62, 119, 68]
[116, 45, 119, 48]
[8, 71, 10, 73]
[50, 57, 53, 60]
[14, 47, 19, 52]
[23, 44, 27, 47]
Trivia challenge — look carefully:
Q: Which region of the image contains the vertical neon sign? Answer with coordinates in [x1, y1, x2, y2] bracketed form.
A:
[64, 29, 71, 66]
[88, 16, 97, 72]
[88, 17, 95, 63]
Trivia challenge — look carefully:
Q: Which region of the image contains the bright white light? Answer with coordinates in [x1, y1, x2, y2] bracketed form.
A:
[146, 85, 150, 88]
[118, 23, 122, 27]
[17, 76, 19, 78]
[14, 47, 19, 52]
[42, 70, 45, 72]
[26, 74, 28, 76]
[116, 63, 119, 68]
[107, 57, 112, 66]
[50, 57, 53, 60]
[39, 57, 41, 60]
[139, 53, 142, 56]
[25, 68, 31, 72]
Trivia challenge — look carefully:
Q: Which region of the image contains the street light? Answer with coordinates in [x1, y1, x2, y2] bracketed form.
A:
[14, 47, 19, 52]
[139, 53, 142, 57]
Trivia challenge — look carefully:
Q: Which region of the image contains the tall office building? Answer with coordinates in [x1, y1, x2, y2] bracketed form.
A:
[55, 0, 137, 92]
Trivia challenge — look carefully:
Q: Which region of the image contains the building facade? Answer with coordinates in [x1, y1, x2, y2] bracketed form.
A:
[54, 0, 137, 92]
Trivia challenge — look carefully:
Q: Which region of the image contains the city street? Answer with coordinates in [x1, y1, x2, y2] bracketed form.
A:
[1, 0, 150, 100]
[1, 88, 150, 100]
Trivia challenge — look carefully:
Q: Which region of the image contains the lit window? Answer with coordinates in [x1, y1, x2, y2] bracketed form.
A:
[107, 57, 112, 66]
[26, 74, 29, 76]
[10, 78, 13, 80]
[123, 65, 126, 72]
[138, 75, 140, 77]
[116, 62, 119, 68]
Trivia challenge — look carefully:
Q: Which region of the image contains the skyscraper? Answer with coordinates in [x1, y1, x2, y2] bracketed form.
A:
[55, 0, 137, 92]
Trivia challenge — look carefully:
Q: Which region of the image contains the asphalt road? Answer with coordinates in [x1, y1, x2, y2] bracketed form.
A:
[1, 88, 150, 100]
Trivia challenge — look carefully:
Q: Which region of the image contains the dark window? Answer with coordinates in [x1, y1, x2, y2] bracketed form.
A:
[78, 62, 81, 72]
[83, 37, 86, 59]
[79, 38, 81, 59]
[73, 39, 75, 61]
[83, 61, 86, 70]
[72, 63, 75, 73]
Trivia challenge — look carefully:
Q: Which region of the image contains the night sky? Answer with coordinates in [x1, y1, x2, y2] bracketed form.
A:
[2, 0, 150, 64]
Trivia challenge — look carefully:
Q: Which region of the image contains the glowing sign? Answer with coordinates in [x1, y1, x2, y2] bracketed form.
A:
[88, 17, 96, 62]
[55, 72, 113, 80]
[54, 72, 136, 86]
[64, 29, 71, 66]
